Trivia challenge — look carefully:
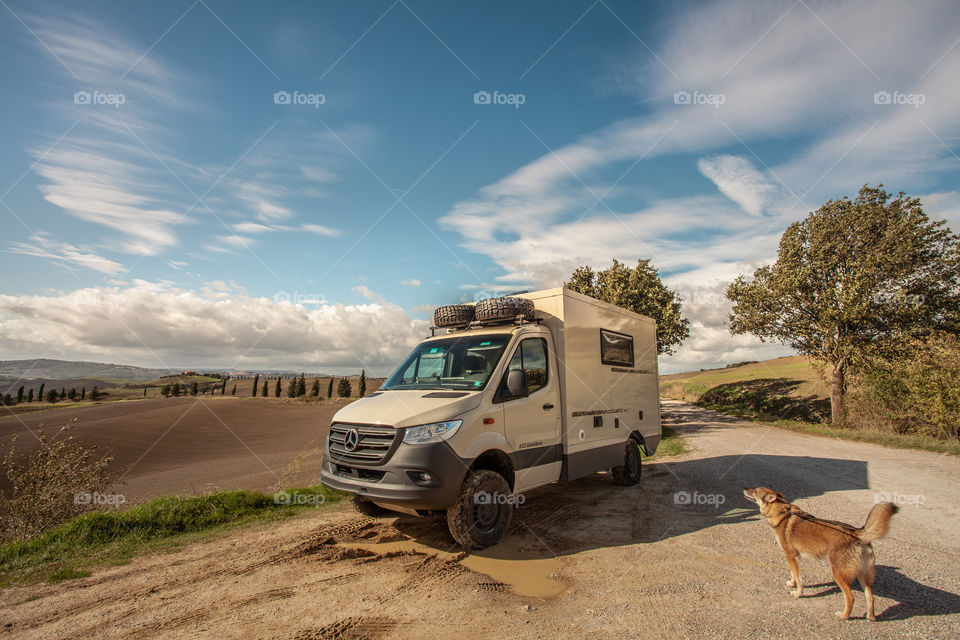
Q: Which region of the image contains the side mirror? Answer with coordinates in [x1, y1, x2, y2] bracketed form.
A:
[504, 369, 529, 400]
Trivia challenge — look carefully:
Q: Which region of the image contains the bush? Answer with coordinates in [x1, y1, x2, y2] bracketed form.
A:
[0, 424, 114, 540]
[337, 378, 352, 398]
[849, 332, 960, 440]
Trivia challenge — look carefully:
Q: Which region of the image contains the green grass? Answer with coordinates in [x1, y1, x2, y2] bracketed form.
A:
[0, 484, 347, 587]
[644, 426, 687, 459]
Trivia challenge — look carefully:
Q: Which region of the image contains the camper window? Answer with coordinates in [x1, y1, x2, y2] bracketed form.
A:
[600, 329, 634, 367]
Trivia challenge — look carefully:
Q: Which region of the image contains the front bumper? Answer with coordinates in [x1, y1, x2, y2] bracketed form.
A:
[321, 439, 470, 510]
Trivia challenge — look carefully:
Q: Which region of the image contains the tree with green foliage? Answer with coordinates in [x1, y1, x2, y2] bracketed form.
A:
[251, 374, 260, 397]
[143, 387, 148, 397]
[327, 378, 333, 398]
[221, 378, 228, 395]
[274, 377, 282, 398]
[310, 378, 321, 396]
[59, 388, 65, 400]
[287, 377, 298, 398]
[191, 382, 199, 396]
[89, 386, 99, 401]
[231, 384, 237, 395]
[81, 387, 85, 400]
[67, 388, 77, 401]
[27, 389, 34, 403]
[45, 389, 59, 403]
[337, 378, 352, 398]
[161, 384, 171, 397]
[358, 370, 366, 398]
[37, 383, 45, 402]
[566, 258, 690, 355]
[16, 386, 24, 403]
[171, 382, 181, 397]
[727, 185, 960, 426]
[297, 373, 306, 397]
[1, 394, 12, 406]
[261, 379, 269, 397]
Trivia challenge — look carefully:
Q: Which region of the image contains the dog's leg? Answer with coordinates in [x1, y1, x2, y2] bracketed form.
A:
[785, 553, 802, 597]
[860, 546, 877, 621]
[833, 569, 854, 620]
[859, 578, 876, 621]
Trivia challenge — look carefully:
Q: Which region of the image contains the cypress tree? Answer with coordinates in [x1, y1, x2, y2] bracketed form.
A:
[274, 377, 282, 398]
[143, 386, 148, 397]
[287, 378, 297, 398]
[231, 384, 237, 395]
[261, 380, 268, 397]
[358, 369, 366, 398]
[16, 386, 24, 403]
[252, 374, 260, 396]
[327, 378, 333, 398]
[27, 389, 34, 402]
[60, 388, 65, 400]
[38, 383, 45, 401]
[191, 381, 199, 396]
[337, 378, 351, 398]
[81, 387, 86, 400]
[297, 373, 306, 397]
[310, 378, 321, 396]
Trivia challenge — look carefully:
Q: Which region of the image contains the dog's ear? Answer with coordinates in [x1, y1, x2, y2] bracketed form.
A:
[763, 492, 781, 503]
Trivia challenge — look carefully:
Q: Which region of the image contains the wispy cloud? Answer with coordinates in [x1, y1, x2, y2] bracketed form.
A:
[8, 233, 124, 275]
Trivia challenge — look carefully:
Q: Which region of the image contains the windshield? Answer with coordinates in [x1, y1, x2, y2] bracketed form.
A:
[381, 334, 511, 391]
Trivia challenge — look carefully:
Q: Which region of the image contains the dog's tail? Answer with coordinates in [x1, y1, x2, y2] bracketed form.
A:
[857, 502, 899, 542]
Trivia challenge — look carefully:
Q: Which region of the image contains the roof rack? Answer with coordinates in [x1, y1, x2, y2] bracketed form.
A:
[429, 314, 541, 336]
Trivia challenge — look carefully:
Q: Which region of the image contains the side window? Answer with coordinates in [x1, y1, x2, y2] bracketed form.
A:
[505, 338, 549, 395]
[600, 329, 634, 367]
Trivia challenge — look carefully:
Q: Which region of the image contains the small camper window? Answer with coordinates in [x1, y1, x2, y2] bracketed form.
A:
[600, 329, 634, 367]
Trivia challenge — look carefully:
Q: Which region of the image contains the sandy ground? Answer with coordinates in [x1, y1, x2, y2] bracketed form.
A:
[2, 399, 959, 639]
[0, 398, 339, 502]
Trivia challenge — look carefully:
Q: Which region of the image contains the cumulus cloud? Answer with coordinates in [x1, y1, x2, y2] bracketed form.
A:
[0, 284, 427, 374]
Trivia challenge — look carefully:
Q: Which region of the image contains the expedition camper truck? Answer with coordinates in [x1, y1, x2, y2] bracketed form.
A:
[321, 288, 661, 549]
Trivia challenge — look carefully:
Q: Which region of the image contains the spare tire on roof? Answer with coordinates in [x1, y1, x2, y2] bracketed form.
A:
[434, 304, 476, 328]
[474, 296, 535, 322]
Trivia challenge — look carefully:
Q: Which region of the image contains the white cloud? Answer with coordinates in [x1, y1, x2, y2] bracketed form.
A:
[217, 235, 256, 248]
[400, 278, 421, 287]
[697, 155, 779, 216]
[7, 234, 124, 275]
[0, 284, 427, 374]
[352, 285, 384, 302]
[232, 222, 275, 234]
[301, 223, 342, 237]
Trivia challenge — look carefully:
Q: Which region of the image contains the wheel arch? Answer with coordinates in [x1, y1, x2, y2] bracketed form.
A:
[469, 449, 515, 491]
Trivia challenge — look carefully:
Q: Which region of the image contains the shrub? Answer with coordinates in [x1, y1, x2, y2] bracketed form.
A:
[0, 424, 114, 540]
[849, 332, 960, 440]
[337, 378, 352, 398]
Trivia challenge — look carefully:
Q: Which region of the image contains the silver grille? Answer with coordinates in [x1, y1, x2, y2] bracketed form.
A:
[328, 423, 397, 463]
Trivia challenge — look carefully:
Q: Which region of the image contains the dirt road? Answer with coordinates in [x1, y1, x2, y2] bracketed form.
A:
[3, 400, 958, 638]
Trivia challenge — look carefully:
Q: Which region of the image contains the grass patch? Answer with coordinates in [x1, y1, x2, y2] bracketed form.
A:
[0, 484, 347, 587]
[645, 426, 687, 459]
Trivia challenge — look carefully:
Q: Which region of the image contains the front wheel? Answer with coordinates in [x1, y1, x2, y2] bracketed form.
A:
[612, 440, 642, 486]
[446, 470, 513, 549]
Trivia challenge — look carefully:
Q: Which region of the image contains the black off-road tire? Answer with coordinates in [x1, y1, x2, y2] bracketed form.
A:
[446, 469, 513, 549]
[433, 304, 476, 328]
[352, 496, 391, 517]
[474, 296, 535, 322]
[612, 440, 642, 486]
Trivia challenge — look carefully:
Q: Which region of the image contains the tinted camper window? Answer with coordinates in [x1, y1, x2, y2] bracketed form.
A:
[600, 329, 634, 367]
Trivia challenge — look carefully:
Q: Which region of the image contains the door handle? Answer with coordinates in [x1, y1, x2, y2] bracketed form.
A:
[542, 403, 554, 410]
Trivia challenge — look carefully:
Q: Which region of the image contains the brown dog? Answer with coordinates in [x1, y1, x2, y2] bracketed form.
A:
[743, 487, 898, 620]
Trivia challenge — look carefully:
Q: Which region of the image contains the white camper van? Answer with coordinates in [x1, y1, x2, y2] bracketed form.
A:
[321, 288, 661, 549]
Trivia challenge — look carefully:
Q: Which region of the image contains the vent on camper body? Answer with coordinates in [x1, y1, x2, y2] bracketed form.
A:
[593, 416, 603, 428]
[421, 392, 469, 398]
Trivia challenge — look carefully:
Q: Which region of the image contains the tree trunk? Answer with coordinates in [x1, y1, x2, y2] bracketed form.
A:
[829, 361, 846, 427]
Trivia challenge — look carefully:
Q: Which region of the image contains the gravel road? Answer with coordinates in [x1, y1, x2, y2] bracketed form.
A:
[2, 399, 958, 639]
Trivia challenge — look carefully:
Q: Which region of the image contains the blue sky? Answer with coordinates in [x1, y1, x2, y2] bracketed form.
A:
[1, 0, 958, 374]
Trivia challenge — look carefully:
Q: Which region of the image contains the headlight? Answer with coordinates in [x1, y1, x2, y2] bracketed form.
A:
[402, 420, 462, 444]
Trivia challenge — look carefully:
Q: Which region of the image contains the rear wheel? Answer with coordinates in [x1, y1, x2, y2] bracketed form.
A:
[612, 440, 642, 486]
[352, 496, 391, 517]
[446, 469, 513, 549]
